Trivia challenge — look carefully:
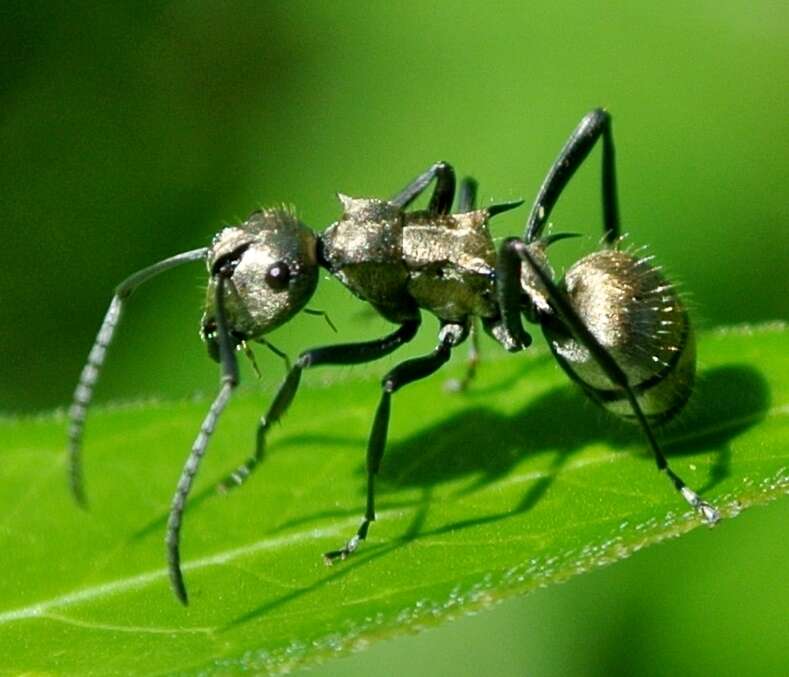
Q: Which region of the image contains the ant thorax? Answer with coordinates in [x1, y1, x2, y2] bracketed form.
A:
[321, 194, 500, 325]
[403, 208, 498, 322]
[319, 195, 412, 323]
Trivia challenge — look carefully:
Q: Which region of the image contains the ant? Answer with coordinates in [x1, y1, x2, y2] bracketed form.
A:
[67, 109, 719, 605]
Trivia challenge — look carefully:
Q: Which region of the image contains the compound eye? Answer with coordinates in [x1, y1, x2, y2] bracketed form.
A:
[265, 261, 291, 291]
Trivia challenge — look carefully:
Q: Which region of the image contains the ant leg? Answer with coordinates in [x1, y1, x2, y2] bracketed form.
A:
[525, 108, 619, 246]
[324, 322, 466, 563]
[445, 317, 481, 392]
[442, 177, 482, 392]
[256, 337, 291, 372]
[304, 307, 338, 332]
[67, 247, 208, 506]
[511, 240, 720, 524]
[390, 161, 456, 215]
[167, 273, 239, 605]
[494, 238, 535, 351]
[216, 318, 421, 494]
[457, 176, 478, 212]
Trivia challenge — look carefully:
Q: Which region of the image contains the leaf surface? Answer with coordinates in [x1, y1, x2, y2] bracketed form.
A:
[1, 324, 786, 674]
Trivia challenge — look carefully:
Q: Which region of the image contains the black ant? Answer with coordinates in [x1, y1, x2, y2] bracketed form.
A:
[67, 109, 719, 605]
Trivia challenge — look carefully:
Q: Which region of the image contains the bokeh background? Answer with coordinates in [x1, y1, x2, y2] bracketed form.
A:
[2, 2, 787, 674]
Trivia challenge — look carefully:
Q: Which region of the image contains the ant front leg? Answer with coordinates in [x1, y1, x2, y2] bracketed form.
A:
[324, 321, 467, 563]
[390, 161, 456, 215]
[525, 108, 620, 246]
[215, 319, 421, 494]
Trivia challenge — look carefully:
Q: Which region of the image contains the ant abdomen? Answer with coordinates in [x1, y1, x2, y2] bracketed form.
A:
[545, 248, 695, 425]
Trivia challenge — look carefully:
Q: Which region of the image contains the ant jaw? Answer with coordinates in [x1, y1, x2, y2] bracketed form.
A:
[200, 321, 220, 363]
[201, 319, 247, 364]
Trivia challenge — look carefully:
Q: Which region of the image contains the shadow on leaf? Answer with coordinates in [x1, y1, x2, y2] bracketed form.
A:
[219, 364, 769, 628]
[266, 364, 768, 532]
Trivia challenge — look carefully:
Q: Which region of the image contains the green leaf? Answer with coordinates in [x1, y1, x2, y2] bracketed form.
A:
[1, 323, 787, 674]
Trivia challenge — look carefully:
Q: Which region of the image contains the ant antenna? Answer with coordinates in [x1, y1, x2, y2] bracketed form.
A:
[67, 248, 207, 506]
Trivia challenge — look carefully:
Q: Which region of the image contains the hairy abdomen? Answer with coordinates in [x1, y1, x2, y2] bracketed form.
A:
[543, 249, 695, 425]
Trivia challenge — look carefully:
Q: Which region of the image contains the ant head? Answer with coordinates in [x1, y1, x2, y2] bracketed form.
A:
[201, 207, 319, 361]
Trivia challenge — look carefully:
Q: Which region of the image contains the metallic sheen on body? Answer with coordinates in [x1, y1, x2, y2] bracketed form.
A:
[66, 110, 721, 608]
[321, 195, 501, 326]
[203, 208, 319, 340]
[542, 249, 694, 420]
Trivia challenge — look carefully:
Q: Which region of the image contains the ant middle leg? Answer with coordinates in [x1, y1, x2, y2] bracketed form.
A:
[457, 176, 478, 212]
[216, 319, 421, 494]
[445, 316, 481, 393]
[324, 321, 467, 563]
[443, 176, 483, 392]
[390, 161, 456, 215]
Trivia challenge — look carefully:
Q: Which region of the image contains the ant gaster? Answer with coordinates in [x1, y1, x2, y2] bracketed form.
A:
[67, 109, 719, 605]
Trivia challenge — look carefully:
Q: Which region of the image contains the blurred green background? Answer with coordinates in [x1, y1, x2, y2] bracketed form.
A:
[2, 2, 787, 675]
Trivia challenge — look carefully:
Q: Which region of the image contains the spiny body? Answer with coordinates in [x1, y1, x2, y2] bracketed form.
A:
[321, 194, 498, 325]
[67, 109, 718, 606]
[205, 200, 695, 427]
